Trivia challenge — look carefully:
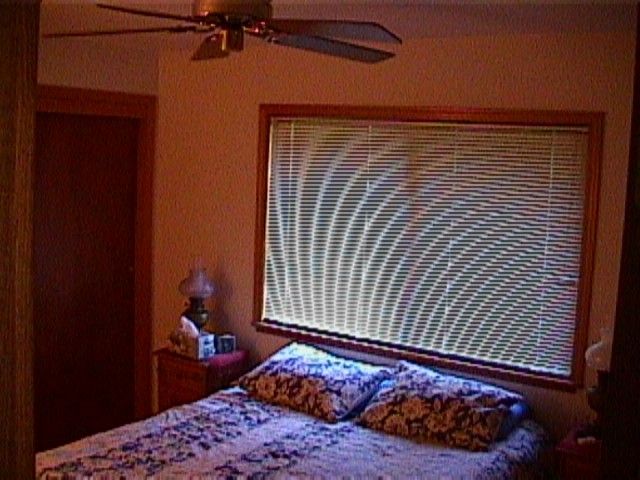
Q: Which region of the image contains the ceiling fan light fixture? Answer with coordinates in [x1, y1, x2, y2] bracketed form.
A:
[192, 34, 230, 60]
[222, 27, 244, 51]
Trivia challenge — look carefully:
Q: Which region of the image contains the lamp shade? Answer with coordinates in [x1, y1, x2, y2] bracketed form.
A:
[584, 326, 612, 372]
[178, 260, 215, 299]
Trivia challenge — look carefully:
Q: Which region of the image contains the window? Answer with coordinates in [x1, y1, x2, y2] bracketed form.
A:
[254, 105, 602, 389]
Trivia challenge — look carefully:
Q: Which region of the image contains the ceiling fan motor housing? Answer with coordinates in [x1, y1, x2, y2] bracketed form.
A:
[193, 0, 272, 22]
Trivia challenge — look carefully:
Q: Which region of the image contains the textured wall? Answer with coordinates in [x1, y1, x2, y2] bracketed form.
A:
[37, 1, 163, 94]
[151, 5, 635, 440]
[37, 36, 158, 94]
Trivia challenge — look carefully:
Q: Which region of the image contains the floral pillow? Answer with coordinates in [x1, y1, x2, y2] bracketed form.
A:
[237, 343, 389, 422]
[358, 361, 525, 451]
[395, 361, 524, 408]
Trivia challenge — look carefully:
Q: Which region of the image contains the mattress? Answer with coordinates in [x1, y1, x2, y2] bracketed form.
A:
[36, 388, 547, 479]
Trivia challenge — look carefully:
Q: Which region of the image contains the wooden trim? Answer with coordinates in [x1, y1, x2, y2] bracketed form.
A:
[255, 322, 577, 391]
[254, 104, 604, 391]
[253, 107, 272, 326]
[571, 113, 604, 388]
[0, 3, 38, 476]
[37, 85, 154, 118]
[37, 85, 156, 420]
[259, 103, 603, 127]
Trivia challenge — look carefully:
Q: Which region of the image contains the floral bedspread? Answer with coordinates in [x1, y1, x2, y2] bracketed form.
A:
[37, 388, 546, 479]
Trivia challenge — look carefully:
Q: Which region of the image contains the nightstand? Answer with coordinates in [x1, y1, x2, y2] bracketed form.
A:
[555, 426, 601, 480]
[155, 348, 249, 411]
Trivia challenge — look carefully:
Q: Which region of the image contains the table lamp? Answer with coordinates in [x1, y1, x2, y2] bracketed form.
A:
[584, 326, 612, 436]
[178, 258, 216, 330]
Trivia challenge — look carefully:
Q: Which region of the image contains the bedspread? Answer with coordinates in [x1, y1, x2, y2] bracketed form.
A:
[37, 388, 546, 479]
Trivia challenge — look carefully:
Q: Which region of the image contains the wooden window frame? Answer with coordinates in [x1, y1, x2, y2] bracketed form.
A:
[253, 104, 603, 391]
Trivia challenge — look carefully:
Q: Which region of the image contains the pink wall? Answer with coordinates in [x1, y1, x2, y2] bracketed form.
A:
[37, 2, 164, 94]
[38, 36, 158, 94]
[155, 4, 635, 439]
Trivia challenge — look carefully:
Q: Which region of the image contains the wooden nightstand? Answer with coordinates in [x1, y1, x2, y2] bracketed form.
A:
[155, 348, 249, 411]
[555, 426, 601, 480]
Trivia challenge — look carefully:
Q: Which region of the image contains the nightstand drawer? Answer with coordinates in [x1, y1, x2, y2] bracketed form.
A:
[159, 363, 207, 386]
[155, 348, 249, 411]
[555, 426, 601, 480]
[558, 457, 600, 480]
[161, 384, 206, 410]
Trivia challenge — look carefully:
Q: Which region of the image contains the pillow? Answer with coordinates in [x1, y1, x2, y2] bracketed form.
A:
[237, 343, 389, 422]
[496, 401, 530, 440]
[395, 361, 524, 408]
[358, 361, 524, 451]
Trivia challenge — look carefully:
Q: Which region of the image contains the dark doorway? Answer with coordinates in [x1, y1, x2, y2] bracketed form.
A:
[34, 112, 139, 450]
[33, 87, 155, 452]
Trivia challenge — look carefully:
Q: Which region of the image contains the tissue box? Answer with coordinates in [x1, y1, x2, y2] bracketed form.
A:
[181, 333, 216, 360]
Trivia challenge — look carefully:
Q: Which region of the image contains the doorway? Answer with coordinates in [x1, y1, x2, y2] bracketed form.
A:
[34, 86, 154, 451]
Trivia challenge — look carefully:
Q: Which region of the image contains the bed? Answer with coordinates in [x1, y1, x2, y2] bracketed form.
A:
[36, 344, 548, 479]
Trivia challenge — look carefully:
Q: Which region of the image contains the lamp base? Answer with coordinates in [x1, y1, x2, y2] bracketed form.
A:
[585, 370, 609, 438]
[182, 297, 209, 330]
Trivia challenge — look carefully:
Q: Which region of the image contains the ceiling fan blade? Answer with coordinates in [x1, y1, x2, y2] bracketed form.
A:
[43, 26, 198, 38]
[96, 3, 199, 23]
[191, 35, 231, 61]
[266, 19, 401, 44]
[271, 34, 394, 63]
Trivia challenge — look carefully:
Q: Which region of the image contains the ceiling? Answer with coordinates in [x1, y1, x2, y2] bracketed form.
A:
[39, 1, 635, 57]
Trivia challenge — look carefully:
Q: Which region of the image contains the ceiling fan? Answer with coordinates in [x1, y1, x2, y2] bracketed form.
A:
[44, 0, 402, 63]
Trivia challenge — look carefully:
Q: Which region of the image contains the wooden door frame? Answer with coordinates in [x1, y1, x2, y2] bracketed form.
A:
[36, 85, 155, 419]
[0, 3, 38, 476]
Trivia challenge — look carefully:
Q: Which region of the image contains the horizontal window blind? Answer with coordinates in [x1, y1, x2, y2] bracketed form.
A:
[262, 117, 588, 377]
